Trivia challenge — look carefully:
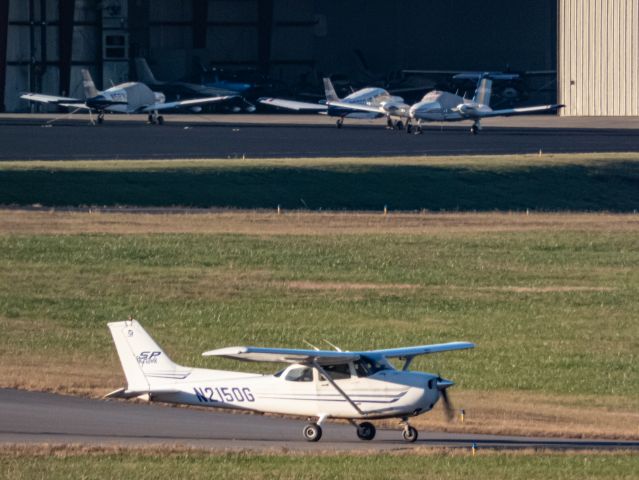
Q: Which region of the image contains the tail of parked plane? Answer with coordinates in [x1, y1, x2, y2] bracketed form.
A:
[322, 77, 340, 102]
[134, 58, 158, 85]
[473, 74, 492, 106]
[81, 69, 99, 99]
[106, 319, 189, 398]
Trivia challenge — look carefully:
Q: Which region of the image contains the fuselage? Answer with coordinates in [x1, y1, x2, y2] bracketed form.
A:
[328, 87, 404, 119]
[148, 360, 441, 420]
[86, 82, 165, 113]
[409, 90, 491, 121]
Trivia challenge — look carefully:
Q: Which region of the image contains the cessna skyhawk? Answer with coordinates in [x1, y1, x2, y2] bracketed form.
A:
[106, 320, 474, 442]
[259, 77, 406, 129]
[21, 69, 236, 125]
[327, 72, 564, 134]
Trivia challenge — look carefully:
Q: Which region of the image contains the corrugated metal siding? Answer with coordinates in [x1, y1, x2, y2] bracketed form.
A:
[559, 0, 639, 116]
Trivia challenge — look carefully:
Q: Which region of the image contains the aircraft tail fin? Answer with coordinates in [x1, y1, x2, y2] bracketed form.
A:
[107, 320, 188, 395]
[134, 57, 158, 84]
[81, 69, 100, 99]
[473, 74, 492, 106]
[322, 77, 340, 102]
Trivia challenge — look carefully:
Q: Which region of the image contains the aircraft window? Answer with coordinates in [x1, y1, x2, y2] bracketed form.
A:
[355, 357, 389, 377]
[274, 368, 285, 378]
[320, 363, 351, 381]
[285, 367, 313, 382]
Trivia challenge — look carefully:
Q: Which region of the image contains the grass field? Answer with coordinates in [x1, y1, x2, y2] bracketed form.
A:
[0, 153, 638, 210]
[1, 448, 638, 480]
[1, 209, 638, 439]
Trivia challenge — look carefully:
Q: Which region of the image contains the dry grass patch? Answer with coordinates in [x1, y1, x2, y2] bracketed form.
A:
[2, 210, 639, 236]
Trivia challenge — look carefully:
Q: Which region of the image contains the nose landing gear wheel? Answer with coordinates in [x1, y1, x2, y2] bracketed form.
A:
[470, 124, 479, 135]
[356, 422, 376, 441]
[336, 118, 344, 129]
[303, 423, 322, 442]
[157, 115, 164, 125]
[402, 426, 418, 443]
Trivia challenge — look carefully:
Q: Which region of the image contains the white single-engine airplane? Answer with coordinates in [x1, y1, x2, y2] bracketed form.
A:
[259, 78, 406, 129]
[106, 320, 474, 442]
[328, 72, 564, 134]
[21, 70, 236, 125]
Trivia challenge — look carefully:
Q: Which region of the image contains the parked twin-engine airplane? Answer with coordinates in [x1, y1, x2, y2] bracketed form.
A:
[20, 69, 236, 125]
[106, 320, 474, 442]
[326, 72, 564, 134]
[259, 77, 405, 128]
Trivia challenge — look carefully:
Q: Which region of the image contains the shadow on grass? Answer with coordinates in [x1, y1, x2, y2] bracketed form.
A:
[1, 162, 638, 211]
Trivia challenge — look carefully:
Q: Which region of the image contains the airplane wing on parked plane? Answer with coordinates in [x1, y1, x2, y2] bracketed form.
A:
[141, 95, 237, 112]
[203, 346, 360, 365]
[367, 342, 475, 358]
[203, 341, 474, 365]
[20, 93, 84, 105]
[259, 97, 328, 111]
[477, 104, 564, 118]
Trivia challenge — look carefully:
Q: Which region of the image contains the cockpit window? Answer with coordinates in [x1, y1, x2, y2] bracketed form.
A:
[319, 363, 351, 381]
[355, 356, 390, 377]
[285, 367, 313, 382]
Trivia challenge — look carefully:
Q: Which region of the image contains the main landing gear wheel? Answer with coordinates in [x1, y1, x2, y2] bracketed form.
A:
[406, 123, 412, 134]
[356, 422, 376, 441]
[336, 118, 344, 129]
[157, 115, 164, 125]
[97, 113, 104, 125]
[303, 423, 322, 442]
[470, 124, 479, 135]
[395, 120, 404, 130]
[402, 426, 418, 443]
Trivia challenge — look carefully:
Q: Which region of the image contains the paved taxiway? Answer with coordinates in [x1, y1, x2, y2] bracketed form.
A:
[0, 115, 637, 160]
[1, 389, 637, 452]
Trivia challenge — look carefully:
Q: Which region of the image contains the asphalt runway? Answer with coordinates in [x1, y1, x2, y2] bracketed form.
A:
[0, 115, 638, 160]
[1, 389, 637, 452]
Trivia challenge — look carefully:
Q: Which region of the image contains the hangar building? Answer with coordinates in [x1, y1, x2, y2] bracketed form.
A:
[0, 0, 637, 115]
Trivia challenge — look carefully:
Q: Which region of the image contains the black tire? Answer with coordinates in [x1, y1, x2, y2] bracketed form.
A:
[396, 120, 404, 130]
[356, 422, 376, 441]
[157, 116, 164, 125]
[406, 124, 412, 134]
[402, 426, 418, 443]
[97, 115, 104, 125]
[303, 423, 322, 442]
[336, 119, 343, 129]
[471, 125, 479, 135]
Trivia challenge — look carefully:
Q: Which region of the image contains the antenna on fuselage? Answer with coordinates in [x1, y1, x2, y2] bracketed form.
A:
[322, 339, 343, 352]
[303, 340, 320, 351]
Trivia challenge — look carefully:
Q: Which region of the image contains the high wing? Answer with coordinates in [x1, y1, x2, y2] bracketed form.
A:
[203, 346, 360, 365]
[21, 93, 83, 105]
[141, 95, 237, 112]
[367, 341, 475, 359]
[259, 97, 328, 111]
[478, 104, 564, 118]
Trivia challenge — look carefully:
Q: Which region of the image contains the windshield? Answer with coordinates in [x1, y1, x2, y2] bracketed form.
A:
[355, 356, 390, 377]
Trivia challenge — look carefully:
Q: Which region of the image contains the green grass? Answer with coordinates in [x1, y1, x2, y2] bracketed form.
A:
[1, 231, 638, 399]
[1, 154, 638, 211]
[2, 451, 638, 480]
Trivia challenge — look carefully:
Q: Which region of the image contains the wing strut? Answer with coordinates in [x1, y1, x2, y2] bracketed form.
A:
[311, 361, 364, 416]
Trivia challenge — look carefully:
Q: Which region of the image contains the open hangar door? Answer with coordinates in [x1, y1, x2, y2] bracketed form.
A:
[1, 0, 557, 112]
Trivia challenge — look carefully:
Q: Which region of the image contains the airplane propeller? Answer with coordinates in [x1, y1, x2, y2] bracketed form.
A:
[435, 376, 455, 421]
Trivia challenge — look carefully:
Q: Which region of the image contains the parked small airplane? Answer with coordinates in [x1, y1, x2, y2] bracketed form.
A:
[327, 72, 564, 134]
[134, 58, 256, 113]
[20, 69, 236, 124]
[259, 78, 406, 128]
[106, 319, 474, 442]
